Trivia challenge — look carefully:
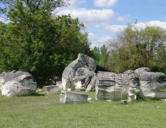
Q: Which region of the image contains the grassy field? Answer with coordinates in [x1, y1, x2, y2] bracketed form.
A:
[0, 92, 166, 128]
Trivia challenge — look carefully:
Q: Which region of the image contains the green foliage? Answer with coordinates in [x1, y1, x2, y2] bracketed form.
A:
[0, 0, 92, 86]
[92, 45, 109, 68]
[92, 47, 100, 64]
[108, 25, 166, 73]
[0, 0, 63, 16]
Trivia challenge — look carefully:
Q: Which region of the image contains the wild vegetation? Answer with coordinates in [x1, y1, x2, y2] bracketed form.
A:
[0, 0, 166, 87]
[0, 0, 92, 86]
[93, 45, 109, 68]
[93, 25, 166, 73]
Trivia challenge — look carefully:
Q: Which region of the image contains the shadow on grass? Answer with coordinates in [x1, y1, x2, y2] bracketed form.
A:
[30, 93, 45, 96]
[16, 93, 46, 97]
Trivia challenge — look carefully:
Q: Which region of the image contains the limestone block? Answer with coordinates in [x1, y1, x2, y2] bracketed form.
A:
[60, 91, 88, 104]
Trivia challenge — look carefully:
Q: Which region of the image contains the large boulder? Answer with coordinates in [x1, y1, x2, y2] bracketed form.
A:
[86, 75, 97, 92]
[0, 71, 37, 97]
[135, 67, 166, 99]
[96, 67, 166, 101]
[96, 70, 140, 101]
[62, 53, 96, 90]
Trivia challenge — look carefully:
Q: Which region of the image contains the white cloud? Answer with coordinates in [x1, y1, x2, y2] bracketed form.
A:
[0, 17, 8, 24]
[133, 20, 166, 30]
[55, 1, 166, 48]
[94, 0, 117, 8]
[65, 0, 86, 7]
[56, 8, 114, 27]
[88, 32, 112, 48]
[117, 15, 130, 22]
[68, 0, 75, 7]
[103, 21, 166, 33]
[54, 1, 115, 47]
[104, 25, 127, 33]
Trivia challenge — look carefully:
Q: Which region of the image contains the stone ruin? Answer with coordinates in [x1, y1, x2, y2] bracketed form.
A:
[1, 53, 166, 103]
[43, 85, 59, 94]
[0, 70, 37, 97]
[60, 53, 166, 102]
[95, 70, 140, 102]
[62, 53, 96, 91]
[135, 67, 166, 99]
[60, 91, 88, 104]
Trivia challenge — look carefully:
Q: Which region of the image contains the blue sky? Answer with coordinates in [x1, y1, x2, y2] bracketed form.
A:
[55, 0, 166, 47]
[1, 0, 166, 48]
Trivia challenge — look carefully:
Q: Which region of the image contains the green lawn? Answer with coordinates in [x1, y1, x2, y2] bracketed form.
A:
[0, 92, 166, 128]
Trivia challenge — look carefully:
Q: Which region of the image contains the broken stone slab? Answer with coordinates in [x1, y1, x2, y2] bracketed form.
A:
[135, 67, 166, 99]
[59, 91, 88, 104]
[95, 70, 139, 101]
[43, 85, 59, 94]
[96, 86, 128, 100]
[0, 71, 37, 97]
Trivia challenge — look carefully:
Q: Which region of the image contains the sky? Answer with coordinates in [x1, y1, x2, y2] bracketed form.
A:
[1, 0, 166, 48]
[55, 0, 166, 48]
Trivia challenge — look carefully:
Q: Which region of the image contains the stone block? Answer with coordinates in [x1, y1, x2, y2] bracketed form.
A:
[60, 91, 88, 104]
[43, 85, 59, 94]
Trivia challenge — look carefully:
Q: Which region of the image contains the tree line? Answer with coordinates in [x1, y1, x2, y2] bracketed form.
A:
[0, 0, 166, 87]
[93, 25, 166, 74]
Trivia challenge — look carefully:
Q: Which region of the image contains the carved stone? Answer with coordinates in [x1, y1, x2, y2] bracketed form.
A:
[135, 67, 166, 99]
[0, 71, 37, 97]
[59, 91, 88, 104]
[62, 53, 96, 91]
[95, 70, 140, 101]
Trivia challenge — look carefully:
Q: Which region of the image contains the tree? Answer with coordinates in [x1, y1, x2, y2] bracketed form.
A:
[92, 45, 109, 68]
[108, 25, 166, 73]
[0, 21, 7, 72]
[99, 45, 109, 67]
[0, 0, 92, 86]
[0, 0, 63, 15]
[92, 46, 100, 64]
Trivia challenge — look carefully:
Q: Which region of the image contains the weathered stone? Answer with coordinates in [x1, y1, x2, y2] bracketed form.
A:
[96, 86, 128, 100]
[62, 54, 166, 101]
[56, 81, 63, 89]
[62, 53, 96, 90]
[43, 85, 59, 94]
[127, 87, 140, 102]
[0, 74, 5, 90]
[0, 71, 37, 97]
[95, 70, 140, 101]
[59, 91, 88, 104]
[74, 80, 84, 90]
[135, 67, 166, 99]
[96, 67, 166, 100]
[86, 75, 97, 92]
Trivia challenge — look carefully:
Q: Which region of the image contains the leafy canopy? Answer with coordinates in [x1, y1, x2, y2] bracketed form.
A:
[0, 0, 92, 86]
[108, 25, 166, 73]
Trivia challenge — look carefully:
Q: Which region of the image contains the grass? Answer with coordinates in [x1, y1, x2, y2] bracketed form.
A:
[0, 92, 166, 128]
